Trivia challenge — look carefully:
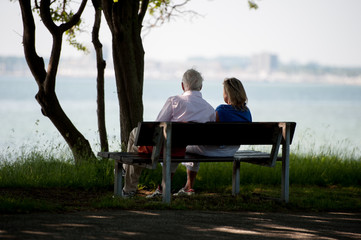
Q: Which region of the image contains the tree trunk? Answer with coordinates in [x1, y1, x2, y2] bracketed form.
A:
[112, 32, 144, 148]
[92, 0, 109, 152]
[102, 0, 147, 148]
[35, 90, 95, 162]
[19, 0, 95, 163]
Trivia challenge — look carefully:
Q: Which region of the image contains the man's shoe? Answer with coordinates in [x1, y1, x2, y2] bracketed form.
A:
[122, 190, 136, 198]
[173, 188, 195, 196]
[146, 188, 162, 199]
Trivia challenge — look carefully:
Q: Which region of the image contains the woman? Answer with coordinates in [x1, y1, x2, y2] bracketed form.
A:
[186, 77, 252, 157]
[216, 77, 252, 123]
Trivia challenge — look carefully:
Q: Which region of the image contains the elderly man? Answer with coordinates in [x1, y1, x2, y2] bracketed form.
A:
[123, 68, 216, 198]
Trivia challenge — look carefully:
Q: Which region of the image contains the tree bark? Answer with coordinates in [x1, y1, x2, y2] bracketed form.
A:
[92, 0, 109, 152]
[19, 0, 95, 163]
[102, 0, 148, 148]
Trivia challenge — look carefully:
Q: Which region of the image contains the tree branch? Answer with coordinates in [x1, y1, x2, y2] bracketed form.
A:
[101, 0, 114, 34]
[39, 0, 59, 35]
[138, 0, 149, 24]
[143, 0, 198, 35]
[19, 0, 46, 84]
[61, 0, 88, 32]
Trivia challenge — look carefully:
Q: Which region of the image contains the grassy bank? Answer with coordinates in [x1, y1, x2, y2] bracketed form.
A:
[0, 150, 360, 213]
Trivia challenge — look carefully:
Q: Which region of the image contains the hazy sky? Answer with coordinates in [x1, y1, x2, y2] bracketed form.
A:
[1, 0, 361, 67]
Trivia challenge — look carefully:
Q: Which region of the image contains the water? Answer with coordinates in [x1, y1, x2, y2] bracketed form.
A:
[1, 75, 360, 159]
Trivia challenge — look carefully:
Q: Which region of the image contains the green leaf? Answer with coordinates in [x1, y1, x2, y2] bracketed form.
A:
[248, 0, 259, 10]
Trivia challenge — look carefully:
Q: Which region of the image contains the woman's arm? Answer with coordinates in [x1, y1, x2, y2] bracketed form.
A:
[216, 111, 220, 122]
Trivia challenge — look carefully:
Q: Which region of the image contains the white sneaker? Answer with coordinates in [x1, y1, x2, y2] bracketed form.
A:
[146, 188, 162, 199]
[173, 188, 195, 196]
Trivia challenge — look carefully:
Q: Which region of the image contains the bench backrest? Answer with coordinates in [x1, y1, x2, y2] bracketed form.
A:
[135, 121, 296, 168]
[135, 122, 296, 147]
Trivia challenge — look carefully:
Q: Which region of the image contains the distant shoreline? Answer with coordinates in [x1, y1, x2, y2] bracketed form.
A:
[1, 56, 361, 86]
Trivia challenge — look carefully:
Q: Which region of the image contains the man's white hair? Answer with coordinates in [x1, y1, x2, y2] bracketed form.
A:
[182, 68, 203, 91]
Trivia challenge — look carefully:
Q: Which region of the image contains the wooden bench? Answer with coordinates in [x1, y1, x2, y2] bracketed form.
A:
[98, 121, 296, 203]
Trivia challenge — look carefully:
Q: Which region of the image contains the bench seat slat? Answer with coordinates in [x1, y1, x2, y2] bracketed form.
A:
[97, 150, 281, 165]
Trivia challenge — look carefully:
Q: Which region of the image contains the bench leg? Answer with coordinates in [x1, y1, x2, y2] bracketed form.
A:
[114, 160, 123, 197]
[162, 123, 172, 204]
[281, 150, 289, 203]
[232, 160, 240, 196]
[281, 123, 291, 203]
[162, 158, 171, 204]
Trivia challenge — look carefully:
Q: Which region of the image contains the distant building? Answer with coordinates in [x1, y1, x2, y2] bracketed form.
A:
[251, 53, 279, 73]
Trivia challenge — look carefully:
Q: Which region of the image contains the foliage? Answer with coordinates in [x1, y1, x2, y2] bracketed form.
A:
[147, 0, 187, 25]
[145, 0, 258, 31]
[248, 0, 258, 10]
[32, 0, 88, 52]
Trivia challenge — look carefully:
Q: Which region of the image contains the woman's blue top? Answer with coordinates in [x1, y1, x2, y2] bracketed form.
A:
[216, 104, 252, 122]
[185, 104, 252, 157]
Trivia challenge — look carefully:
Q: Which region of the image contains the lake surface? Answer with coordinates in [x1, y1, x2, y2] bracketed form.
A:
[1, 75, 360, 159]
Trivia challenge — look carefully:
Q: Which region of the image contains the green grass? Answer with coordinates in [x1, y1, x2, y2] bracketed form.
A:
[0, 149, 360, 213]
[140, 153, 361, 191]
[0, 151, 114, 188]
[0, 196, 59, 213]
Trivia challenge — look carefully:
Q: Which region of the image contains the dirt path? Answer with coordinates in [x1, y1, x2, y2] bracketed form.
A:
[1, 210, 360, 239]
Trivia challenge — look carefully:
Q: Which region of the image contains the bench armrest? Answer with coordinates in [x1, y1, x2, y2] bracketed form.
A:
[269, 126, 283, 167]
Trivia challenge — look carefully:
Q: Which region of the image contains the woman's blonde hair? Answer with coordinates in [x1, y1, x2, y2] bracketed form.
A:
[223, 77, 248, 111]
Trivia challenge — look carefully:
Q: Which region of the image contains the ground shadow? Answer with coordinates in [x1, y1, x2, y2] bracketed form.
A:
[1, 210, 361, 239]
